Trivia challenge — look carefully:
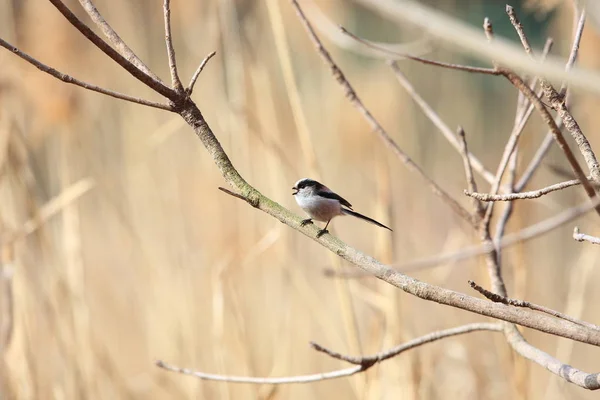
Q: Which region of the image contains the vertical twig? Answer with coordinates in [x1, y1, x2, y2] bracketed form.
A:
[163, 0, 185, 92]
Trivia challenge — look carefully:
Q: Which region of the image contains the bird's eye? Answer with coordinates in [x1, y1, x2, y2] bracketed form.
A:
[298, 183, 305, 189]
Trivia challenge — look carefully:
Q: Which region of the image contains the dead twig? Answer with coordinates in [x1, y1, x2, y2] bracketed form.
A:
[573, 226, 600, 245]
[469, 280, 600, 331]
[0, 38, 172, 111]
[506, 7, 600, 183]
[466, 179, 582, 201]
[157, 323, 502, 384]
[47, 0, 177, 100]
[77, 0, 164, 83]
[457, 127, 483, 217]
[339, 26, 499, 76]
[163, 0, 184, 92]
[187, 51, 217, 95]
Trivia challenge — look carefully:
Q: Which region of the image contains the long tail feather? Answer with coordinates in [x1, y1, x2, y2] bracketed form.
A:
[341, 208, 392, 231]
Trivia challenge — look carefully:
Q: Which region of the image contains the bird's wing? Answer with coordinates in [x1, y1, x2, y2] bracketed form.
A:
[317, 191, 353, 209]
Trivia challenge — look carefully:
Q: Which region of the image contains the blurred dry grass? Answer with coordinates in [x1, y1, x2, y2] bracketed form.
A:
[1, 0, 600, 398]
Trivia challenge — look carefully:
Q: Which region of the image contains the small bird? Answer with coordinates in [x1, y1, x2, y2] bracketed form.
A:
[292, 178, 392, 238]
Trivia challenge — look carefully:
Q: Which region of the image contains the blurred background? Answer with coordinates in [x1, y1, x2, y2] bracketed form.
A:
[1, 0, 600, 398]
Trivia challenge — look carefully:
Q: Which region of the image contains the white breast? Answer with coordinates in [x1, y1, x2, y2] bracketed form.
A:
[295, 194, 343, 222]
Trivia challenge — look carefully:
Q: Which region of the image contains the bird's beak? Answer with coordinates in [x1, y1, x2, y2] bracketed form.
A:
[292, 186, 298, 195]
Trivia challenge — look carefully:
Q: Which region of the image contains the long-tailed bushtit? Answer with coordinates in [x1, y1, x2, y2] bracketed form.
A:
[292, 178, 392, 238]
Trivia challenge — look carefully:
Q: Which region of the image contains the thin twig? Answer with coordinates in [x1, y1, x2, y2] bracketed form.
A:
[163, 0, 184, 92]
[469, 280, 600, 331]
[288, 0, 476, 226]
[218, 187, 258, 207]
[466, 179, 581, 201]
[543, 84, 600, 181]
[506, 6, 600, 184]
[354, 0, 600, 95]
[0, 38, 172, 111]
[483, 17, 494, 41]
[560, 8, 586, 95]
[506, 5, 532, 56]
[311, 323, 502, 365]
[515, 6, 582, 191]
[479, 37, 549, 228]
[77, 0, 164, 84]
[157, 323, 502, 383]
[500, 69, 599, 215]
[187, 51, 217, 95]
[156, 359, 363, 384]
[457, 127, 483, 217]
[47, 0, 177, 100]
[573, 226, 600, 245]
[389, 63, 494, 184]
[339, 26, 499, 76]
[305, 3, 431, 60]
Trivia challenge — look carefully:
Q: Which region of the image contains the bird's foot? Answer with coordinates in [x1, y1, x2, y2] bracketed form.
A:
[316, 229, 329, 238]
[300, 218, 313, 227]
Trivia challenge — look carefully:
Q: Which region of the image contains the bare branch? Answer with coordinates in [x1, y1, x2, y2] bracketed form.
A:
[561, 9, 586, 95]
[288, 0, 476, 226]
[544, 84, 600, 182]
[187, 51, 217, 95]
[469, 280, 600, 331]
[506, 5, 533, 55]
[516, 8, 583, 191]
[156, 359, 364, 384]
[457, 127, 483, 217]
[354, 0, 600, 95]
[340, 26, 499, 76]
[77, 0, 164, 84]
[506, 6, 600, 184]
[157, 323, 503, 383]
[304, 2, 431, 60]
[218, 186, 258, 206]
[0, 38, 172, 111]
[505, 324, 600, 390]
[466, 179, 581, 201]
[479, 38, 549, 228]
[163, 0, 184, 92]
[312, 323, 502, 365]
[573, 226, 600, 245]
[47, 0, 177, 100]
[483, 17, 494, 41]
[389, 63, 495, 184]
[500, 69, 599, 215]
